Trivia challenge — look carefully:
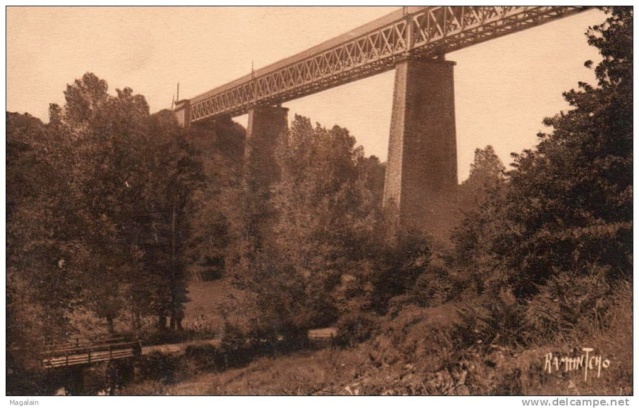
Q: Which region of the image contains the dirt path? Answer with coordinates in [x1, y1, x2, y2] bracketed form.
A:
[124, 348, 368, 395]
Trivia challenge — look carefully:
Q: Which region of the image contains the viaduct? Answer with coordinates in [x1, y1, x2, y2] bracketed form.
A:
[174, 6, 590, 236]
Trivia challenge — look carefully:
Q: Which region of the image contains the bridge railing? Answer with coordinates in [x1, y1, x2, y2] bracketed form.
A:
[41, 336, 142, 369]
[43, 336, 130, 355]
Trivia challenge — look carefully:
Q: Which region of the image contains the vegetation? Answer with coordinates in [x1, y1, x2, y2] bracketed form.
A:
[7, 74, 204, 389]
[452, 6, 631, 338]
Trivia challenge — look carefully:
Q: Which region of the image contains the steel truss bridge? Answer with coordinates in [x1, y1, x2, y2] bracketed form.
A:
[184, 6, 590, 123]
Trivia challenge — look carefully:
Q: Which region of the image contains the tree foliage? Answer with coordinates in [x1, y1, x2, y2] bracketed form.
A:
[453, 7, 632, 299]
[503, 7, 632, 297]
[232, 115, 386, 337]
[187, 117, 246, 281]
[7, 72, 204, 358]
[450, 146, 508, 295]
[7, 112, 77, 371]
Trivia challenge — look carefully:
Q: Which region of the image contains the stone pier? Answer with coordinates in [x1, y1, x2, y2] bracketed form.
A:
[383, 58, 458, 238]
[245, 105, 289, 189]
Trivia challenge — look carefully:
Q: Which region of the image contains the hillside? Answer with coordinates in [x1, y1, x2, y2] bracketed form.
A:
[123, 285, 632, 395]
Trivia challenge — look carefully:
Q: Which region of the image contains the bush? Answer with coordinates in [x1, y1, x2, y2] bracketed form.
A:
[6, 369, 49, 396]
[220, 321, 247, 353]
[184, 344, 225, 371]
[409, 259, 470, 307]
[136, 351, 181, 384]
[524, 265, 614, 341]
[452, 292, 530, 350]
[370, 229, 431, 314]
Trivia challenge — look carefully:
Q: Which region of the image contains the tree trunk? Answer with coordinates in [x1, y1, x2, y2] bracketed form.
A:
[157, 314, 167, 331]
[169, 310, 183, 331]
[133, 310, 141, 333]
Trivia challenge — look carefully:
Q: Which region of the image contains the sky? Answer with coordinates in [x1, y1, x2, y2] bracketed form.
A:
[6, 6, 606, 182]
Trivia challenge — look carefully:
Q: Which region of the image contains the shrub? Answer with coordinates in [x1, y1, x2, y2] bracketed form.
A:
[452, 292, 530, 350]
[370, 228, 431, 314]
[410, 259, 469, 307]
[220, 321, 247, 353]
[184, 344, 224, 371]
[524, 265, 614, 342]
[136, 351, 181, 384]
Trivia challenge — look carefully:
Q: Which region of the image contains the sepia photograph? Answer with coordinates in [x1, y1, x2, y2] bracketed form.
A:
[4, 3, 634, 404]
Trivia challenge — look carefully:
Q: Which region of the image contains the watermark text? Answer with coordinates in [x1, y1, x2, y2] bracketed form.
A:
[544, 348, 610, 380]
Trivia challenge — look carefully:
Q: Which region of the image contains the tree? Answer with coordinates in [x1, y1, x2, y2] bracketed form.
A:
[7, 112, 80, 373]
[8, 73, 204, 337]
[461, 146, 506, 199]
[187, 117, 246, 281]
[117, 108, 204, 331]
[7, 74, 207, 395]
[453, 145, 507, 258]
[450, 146, 508, 295]
[233, 115, 385, 337]
[61, 75, 158, 332]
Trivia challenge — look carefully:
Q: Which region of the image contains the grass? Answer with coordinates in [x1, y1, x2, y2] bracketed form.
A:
[62, 278, 243, 341]
[183, 279, 245, 328]
[63, 273, 631, 396]
[513, 283, 633, 395]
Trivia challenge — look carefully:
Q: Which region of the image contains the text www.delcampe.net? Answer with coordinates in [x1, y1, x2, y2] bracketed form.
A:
[522, 398, 631, 407]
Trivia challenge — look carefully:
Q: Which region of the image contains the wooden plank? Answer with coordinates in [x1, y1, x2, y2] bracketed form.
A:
[308, 327, 337, 339]
[42, 339, 140, 368]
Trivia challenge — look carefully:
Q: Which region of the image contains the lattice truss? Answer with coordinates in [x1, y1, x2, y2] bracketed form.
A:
[189, 6, 588, 122]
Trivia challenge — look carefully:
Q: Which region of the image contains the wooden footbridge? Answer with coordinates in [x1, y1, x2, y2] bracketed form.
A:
[41, 336, 142, 369]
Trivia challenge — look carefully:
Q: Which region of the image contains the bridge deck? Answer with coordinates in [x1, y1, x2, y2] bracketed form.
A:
[183, 6, 591, 123]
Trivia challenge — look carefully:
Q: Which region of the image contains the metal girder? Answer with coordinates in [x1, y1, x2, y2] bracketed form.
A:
[187, 6, 590, 122]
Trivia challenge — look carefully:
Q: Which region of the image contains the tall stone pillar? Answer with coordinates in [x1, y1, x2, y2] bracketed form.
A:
[383, 58, 457, 239]
[245, 105, 289, 189]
